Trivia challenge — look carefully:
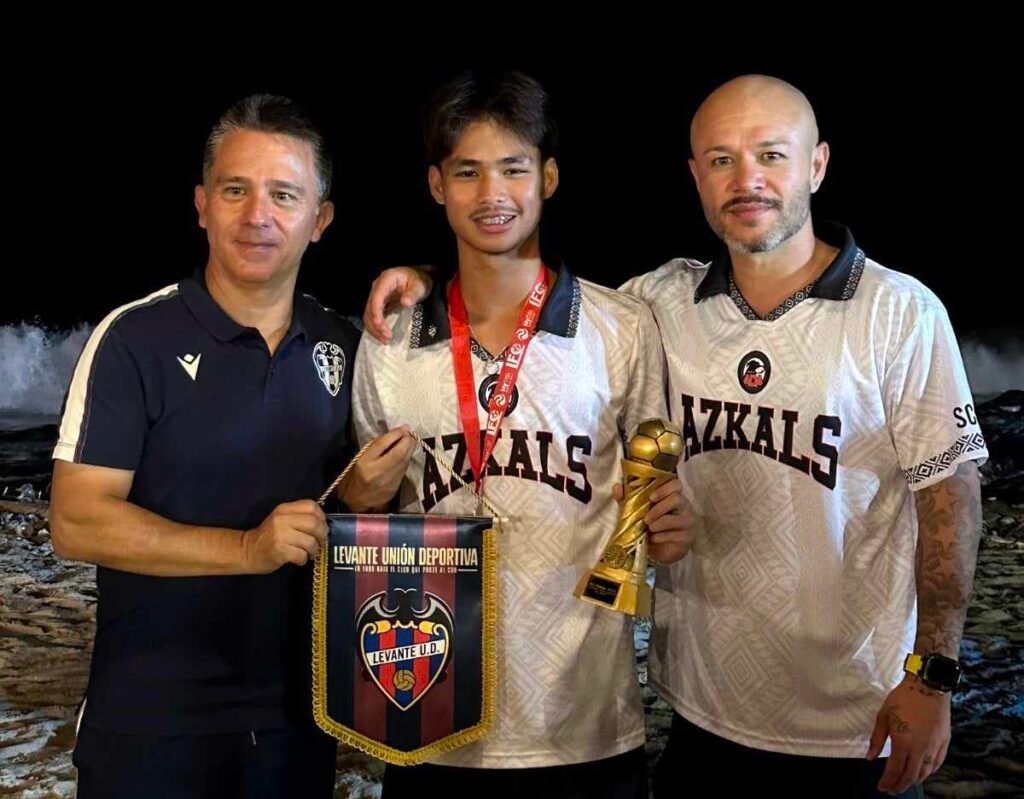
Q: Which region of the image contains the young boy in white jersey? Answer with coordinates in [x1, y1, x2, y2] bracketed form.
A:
[351, 71, 692, 798]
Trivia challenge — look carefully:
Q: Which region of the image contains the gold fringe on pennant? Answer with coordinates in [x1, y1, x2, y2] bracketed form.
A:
[311, 517, 498, 765]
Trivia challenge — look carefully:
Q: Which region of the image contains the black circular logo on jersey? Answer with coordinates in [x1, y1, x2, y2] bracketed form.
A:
[478, 374, 519, 415]
[738, 351, 771, 394]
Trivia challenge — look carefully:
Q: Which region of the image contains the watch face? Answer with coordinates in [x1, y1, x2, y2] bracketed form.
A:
[923, 655, 962, 688]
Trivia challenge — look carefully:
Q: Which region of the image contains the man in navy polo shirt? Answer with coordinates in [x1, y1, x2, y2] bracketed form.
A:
[49, 94, 414, 798]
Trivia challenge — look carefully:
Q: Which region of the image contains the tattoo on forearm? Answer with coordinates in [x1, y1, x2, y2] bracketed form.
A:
[914, 460, 982, 658]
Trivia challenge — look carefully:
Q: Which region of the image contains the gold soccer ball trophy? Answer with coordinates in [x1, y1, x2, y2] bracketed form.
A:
[574, 419, 683, 615]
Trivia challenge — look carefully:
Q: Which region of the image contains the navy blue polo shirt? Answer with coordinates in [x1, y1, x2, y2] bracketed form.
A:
[54, 270, 359, 735]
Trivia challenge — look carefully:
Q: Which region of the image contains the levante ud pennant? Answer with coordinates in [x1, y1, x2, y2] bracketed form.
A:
[312, 514, 496, 764]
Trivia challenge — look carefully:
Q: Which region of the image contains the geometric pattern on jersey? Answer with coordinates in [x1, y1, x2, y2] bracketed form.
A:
[721, 234, 868, 323]
[694, 222, 866, 307]
[727, 271, 821, 322]
[903, 432, 987, 486]
[622, 222, 987, 758]
[352, 263, 667, 768]
[409, 265, 584, 350]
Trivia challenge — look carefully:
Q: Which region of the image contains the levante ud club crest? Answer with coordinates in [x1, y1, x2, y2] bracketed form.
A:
[356, 589, 454, 710]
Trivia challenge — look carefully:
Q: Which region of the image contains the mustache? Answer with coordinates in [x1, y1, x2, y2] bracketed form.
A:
[723, 196, 783, 212]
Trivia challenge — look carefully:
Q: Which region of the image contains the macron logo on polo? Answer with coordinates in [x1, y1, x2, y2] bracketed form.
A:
[177, 353, 201, 381]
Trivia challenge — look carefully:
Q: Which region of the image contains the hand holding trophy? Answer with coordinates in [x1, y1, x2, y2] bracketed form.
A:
[574, 419, 683, 615]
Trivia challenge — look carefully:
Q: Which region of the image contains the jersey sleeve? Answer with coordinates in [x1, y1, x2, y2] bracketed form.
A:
[883, 290, 988, 491]
[53, 323, 148, 470]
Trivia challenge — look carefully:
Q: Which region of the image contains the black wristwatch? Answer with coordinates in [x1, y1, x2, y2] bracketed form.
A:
[903, 652, 963, 692]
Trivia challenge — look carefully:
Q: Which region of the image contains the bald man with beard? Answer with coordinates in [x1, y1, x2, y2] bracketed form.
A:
[362, 75, 987, 798]
[634, 74, 985, 799]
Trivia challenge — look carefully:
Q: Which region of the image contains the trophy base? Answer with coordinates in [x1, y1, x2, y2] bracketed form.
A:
[573, 571, 651, 616]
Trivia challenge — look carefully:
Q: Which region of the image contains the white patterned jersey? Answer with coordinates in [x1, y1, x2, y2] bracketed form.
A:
[621, 222, 988, 757]
[353, 263, 668, 767]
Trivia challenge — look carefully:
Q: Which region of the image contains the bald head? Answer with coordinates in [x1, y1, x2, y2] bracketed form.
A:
[687, 75, 830, 255]
[691, 75, 819, 158]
